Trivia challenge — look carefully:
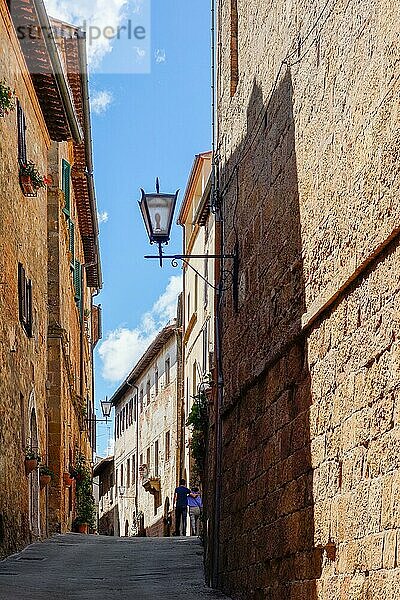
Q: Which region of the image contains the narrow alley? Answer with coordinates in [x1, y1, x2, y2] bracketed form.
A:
[0, 535, 230, 599]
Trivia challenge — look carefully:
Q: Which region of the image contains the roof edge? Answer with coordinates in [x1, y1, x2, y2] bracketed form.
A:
[178, 151, 212, 225]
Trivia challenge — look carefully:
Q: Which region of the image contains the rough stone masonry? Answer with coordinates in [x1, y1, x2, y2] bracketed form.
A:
[207, 0, 400, 598]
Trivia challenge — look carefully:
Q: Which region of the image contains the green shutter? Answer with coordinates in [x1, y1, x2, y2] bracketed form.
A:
[69, 220, 75, 266]
[74, 260, 82, 305]
[62, 159, 71, 216]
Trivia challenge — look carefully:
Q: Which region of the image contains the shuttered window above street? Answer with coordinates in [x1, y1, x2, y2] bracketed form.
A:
[91, 305, 102, 347]
[17, 101, 27, 166]
[62, 159, 71, 216]
[68, 220, 75, 267]
[74, 260, 82, 315]
[18, 263, 32, 337]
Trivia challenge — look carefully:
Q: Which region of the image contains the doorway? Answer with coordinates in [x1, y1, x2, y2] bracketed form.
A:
[29, 407, 40, 538]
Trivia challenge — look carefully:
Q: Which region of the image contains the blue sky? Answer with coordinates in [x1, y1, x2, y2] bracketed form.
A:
[45, 0, 211, 455]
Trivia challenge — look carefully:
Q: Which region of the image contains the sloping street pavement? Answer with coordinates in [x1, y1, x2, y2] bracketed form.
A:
[0, 534, 230, 600]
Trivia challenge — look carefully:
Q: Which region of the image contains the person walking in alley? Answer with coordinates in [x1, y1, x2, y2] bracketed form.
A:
[173, 479, 198, 536]
[188, 487, 202, 536]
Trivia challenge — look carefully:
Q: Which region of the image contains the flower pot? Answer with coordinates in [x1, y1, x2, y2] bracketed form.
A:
[20, 175, 37, 197]
[78, 523, 88, 534]
[39, 474, 51, 488]
[25, 458, 38, 475]
[63, 473, 74, 486]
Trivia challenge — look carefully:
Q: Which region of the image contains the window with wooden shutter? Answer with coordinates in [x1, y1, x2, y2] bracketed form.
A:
[62, 159, 71, 216]
[17, 101, 27, 166]
[91, 304, 102, 347]
[129, 399, 133, 426]
[165, 357, 170, 385]
[146, 379, 151, 405]
[74, 260, 82, 315]
[68, 220, 75, 267]
[18, 263, 32, 337]
[165, 431, 170, 462]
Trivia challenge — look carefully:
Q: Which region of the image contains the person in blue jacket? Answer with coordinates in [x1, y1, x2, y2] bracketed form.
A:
[173, 479, 198, 536]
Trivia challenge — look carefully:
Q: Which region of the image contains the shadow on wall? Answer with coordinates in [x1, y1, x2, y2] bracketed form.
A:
[213, 69, 322, 599]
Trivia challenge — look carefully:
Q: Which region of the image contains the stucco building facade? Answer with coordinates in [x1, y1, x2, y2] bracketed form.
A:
[111, 321, 184, 537]
[0, 0, 101, 558]
[206, 0, 400, 598]
[178, 151, 216, 488]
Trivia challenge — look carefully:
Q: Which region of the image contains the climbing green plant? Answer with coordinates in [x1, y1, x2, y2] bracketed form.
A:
[73, 454, 96, 529]
[186, 390, 208, 479]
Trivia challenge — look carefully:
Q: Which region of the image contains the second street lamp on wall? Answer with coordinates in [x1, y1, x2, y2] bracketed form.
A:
[86, 397, 113, 426]
[100, 397, 112, 422]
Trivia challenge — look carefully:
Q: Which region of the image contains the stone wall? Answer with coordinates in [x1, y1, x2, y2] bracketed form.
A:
[0, 1, 50, 558]
[213, 0, 400, 597]
[47, 142, 94, 534]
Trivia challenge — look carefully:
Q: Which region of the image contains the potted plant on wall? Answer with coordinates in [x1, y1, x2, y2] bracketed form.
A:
[0, 80, 15, 117]
[63, 471, 74, 486]
[24, 447, 41, 475]
[19, 161, 49, 197]
[39, 465, 54, 488]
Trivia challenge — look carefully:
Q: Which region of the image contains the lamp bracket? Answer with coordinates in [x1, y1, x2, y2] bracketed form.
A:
[144, 248, 238, 291]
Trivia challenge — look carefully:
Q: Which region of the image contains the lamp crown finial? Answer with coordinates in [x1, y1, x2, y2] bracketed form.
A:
[156, 177, 160, 194]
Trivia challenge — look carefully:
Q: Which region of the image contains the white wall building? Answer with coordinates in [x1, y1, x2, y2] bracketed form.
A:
[178, 152, 216, 486]
[110, 321, 183, 536]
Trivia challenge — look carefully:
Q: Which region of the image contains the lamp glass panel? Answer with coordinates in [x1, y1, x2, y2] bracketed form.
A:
[101, 399, 112, 417]
[146, 194, 175, 239]
[139, 199, 152, 240]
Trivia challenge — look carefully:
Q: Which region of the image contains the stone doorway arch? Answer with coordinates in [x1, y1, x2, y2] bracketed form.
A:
[28, 399, 40, 538]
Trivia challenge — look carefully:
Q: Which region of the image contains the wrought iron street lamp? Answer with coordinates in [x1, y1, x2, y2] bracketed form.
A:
[139, 178, 238, 285]
[87, 396, 113, 425]
[139, 178, 179, 266]
[100, 397, 112, 422]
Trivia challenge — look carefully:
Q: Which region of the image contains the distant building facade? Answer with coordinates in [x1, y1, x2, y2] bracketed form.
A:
[111, 321, 184, 537]
[0, 0, 101, 558]
[94, 457, 116, 536]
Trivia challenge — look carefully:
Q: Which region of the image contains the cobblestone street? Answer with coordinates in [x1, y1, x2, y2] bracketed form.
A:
[0, 535, 230, 599]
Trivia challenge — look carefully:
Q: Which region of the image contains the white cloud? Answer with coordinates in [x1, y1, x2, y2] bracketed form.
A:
[152, 275, 183, 322]
[44, 0, 128, 68]
[97, 210, 109, 224]
[98, 275, 182, 382]
[91, 90, 113, 115]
